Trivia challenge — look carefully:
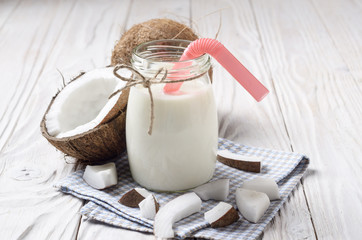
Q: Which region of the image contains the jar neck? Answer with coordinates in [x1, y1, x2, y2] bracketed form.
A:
[131, 39, 211, 80]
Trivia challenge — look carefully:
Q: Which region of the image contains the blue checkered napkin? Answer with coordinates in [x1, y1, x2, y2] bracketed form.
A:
[56, 138, 309, 239]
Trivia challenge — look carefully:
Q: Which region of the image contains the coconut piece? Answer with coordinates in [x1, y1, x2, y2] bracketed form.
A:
[139, 194, 160, 220]
[154, 192, 201, 238]
[235, 188, 270, 223]
[193, 179, 229, 201]
[204, 202, 239, 228]
[119, 188, 151, 208]
[40, 67, 130, 164]
[83, 162, 117, 189]
[242, 177, 280, 200]
[217, 150, 262, 173]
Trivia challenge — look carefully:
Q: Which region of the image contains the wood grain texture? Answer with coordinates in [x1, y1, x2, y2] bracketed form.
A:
[0, 0, 21, 31]
[310, 0, 362, 82]
[0, 0, 75, 152]
[0, 1, 83, 238]
[191, 0, 316, 239]
[0, 0, 131, 239]
[251, 0, 362, 238]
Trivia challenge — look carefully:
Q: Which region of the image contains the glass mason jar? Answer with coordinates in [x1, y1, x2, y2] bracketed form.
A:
[126, 39, 218, 191]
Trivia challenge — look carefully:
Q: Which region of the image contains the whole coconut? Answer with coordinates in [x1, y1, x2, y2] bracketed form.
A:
[111, 18, 199, 65]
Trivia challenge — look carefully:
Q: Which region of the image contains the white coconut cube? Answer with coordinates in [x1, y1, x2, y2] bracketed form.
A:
[242, 177, 280, 200]
[139, 194, 159, 220]
[193, 179, 229, 201]
[83, 162, 118, 189]
[235, 188, 270, 223]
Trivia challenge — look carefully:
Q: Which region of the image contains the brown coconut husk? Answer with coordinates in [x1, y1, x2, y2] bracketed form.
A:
[40, 70, 129, 166]
[111, 18, 198, 65]
[111, 18, 213, 81]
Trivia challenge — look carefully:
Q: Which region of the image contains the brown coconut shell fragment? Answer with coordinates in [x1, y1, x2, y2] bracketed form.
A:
[40, 69, 129, 166]
[210, 207, 239, 228]
[119, 189, 148, 208]
[153, 195, 160, 213]
[217, 150, 261, 173]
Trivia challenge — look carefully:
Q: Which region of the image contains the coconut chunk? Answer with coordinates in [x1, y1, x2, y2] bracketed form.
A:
[83, 162, 117, 189]
[154, 192, 201, 238]
[139, 194, 159, 220]
[204, 202, 239, 228]
[235, 188, 270, 223]
[242, 177, 280, 200]
[119, 188, 151, 208]
[217, 150, 261, 173]
[193, 179, 229, 201]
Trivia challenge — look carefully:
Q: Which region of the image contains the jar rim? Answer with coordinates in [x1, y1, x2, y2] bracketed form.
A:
[132, 39, 209, 64]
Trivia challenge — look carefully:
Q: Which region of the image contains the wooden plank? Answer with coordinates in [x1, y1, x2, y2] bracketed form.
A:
[311, 0, 362, 82]
[191, 1, 316, 239]
[78, 218, 152, 240]
[0, 0, 77, 152]
[192, 0, 291, 149]
[0, 0, 21, 31]
[0, 1, 82, 239]
[0, 0, 131, 239]
[251, 0, 362, 238]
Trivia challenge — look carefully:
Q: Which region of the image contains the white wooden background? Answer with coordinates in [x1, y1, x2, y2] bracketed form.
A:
[0, 0, 361, 239]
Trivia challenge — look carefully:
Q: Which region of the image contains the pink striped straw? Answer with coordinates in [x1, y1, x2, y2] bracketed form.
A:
[163, 38, 269, 102]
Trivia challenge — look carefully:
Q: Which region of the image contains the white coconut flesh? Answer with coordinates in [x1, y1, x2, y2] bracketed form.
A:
[193, 179, 230, 201]
[204, 202, 233, 224]
[154, 192, 202, 238]
[45, 68, 129, 138]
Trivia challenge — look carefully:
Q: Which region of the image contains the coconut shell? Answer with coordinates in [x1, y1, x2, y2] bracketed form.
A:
[153, 195, 160, 213]
[99, 85, 129, 125]
[40, 70, 129, 165]
[111, 18, 213, 82]
[119, 189, 146, 208]
[217, 154, 261, 173]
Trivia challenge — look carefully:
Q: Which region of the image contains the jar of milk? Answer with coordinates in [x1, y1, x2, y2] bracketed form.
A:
[127, 39, 218, 191]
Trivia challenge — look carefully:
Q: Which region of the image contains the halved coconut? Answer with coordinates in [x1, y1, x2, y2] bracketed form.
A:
[40, 67, 130, 164]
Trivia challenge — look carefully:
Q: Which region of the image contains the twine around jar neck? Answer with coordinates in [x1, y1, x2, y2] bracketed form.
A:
[111, 64, 207, 135]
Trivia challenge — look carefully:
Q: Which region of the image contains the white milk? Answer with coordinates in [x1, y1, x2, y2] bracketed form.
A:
[126, 79, 218, 191]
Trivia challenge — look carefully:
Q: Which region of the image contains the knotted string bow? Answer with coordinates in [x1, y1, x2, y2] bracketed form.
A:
[112, 64, 206, 135]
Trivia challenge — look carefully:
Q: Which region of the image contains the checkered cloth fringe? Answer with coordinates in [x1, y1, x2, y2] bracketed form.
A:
[56, 138, 309, 240]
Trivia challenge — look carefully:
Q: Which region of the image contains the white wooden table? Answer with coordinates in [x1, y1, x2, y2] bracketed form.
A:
[1, 0, 361, 239]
